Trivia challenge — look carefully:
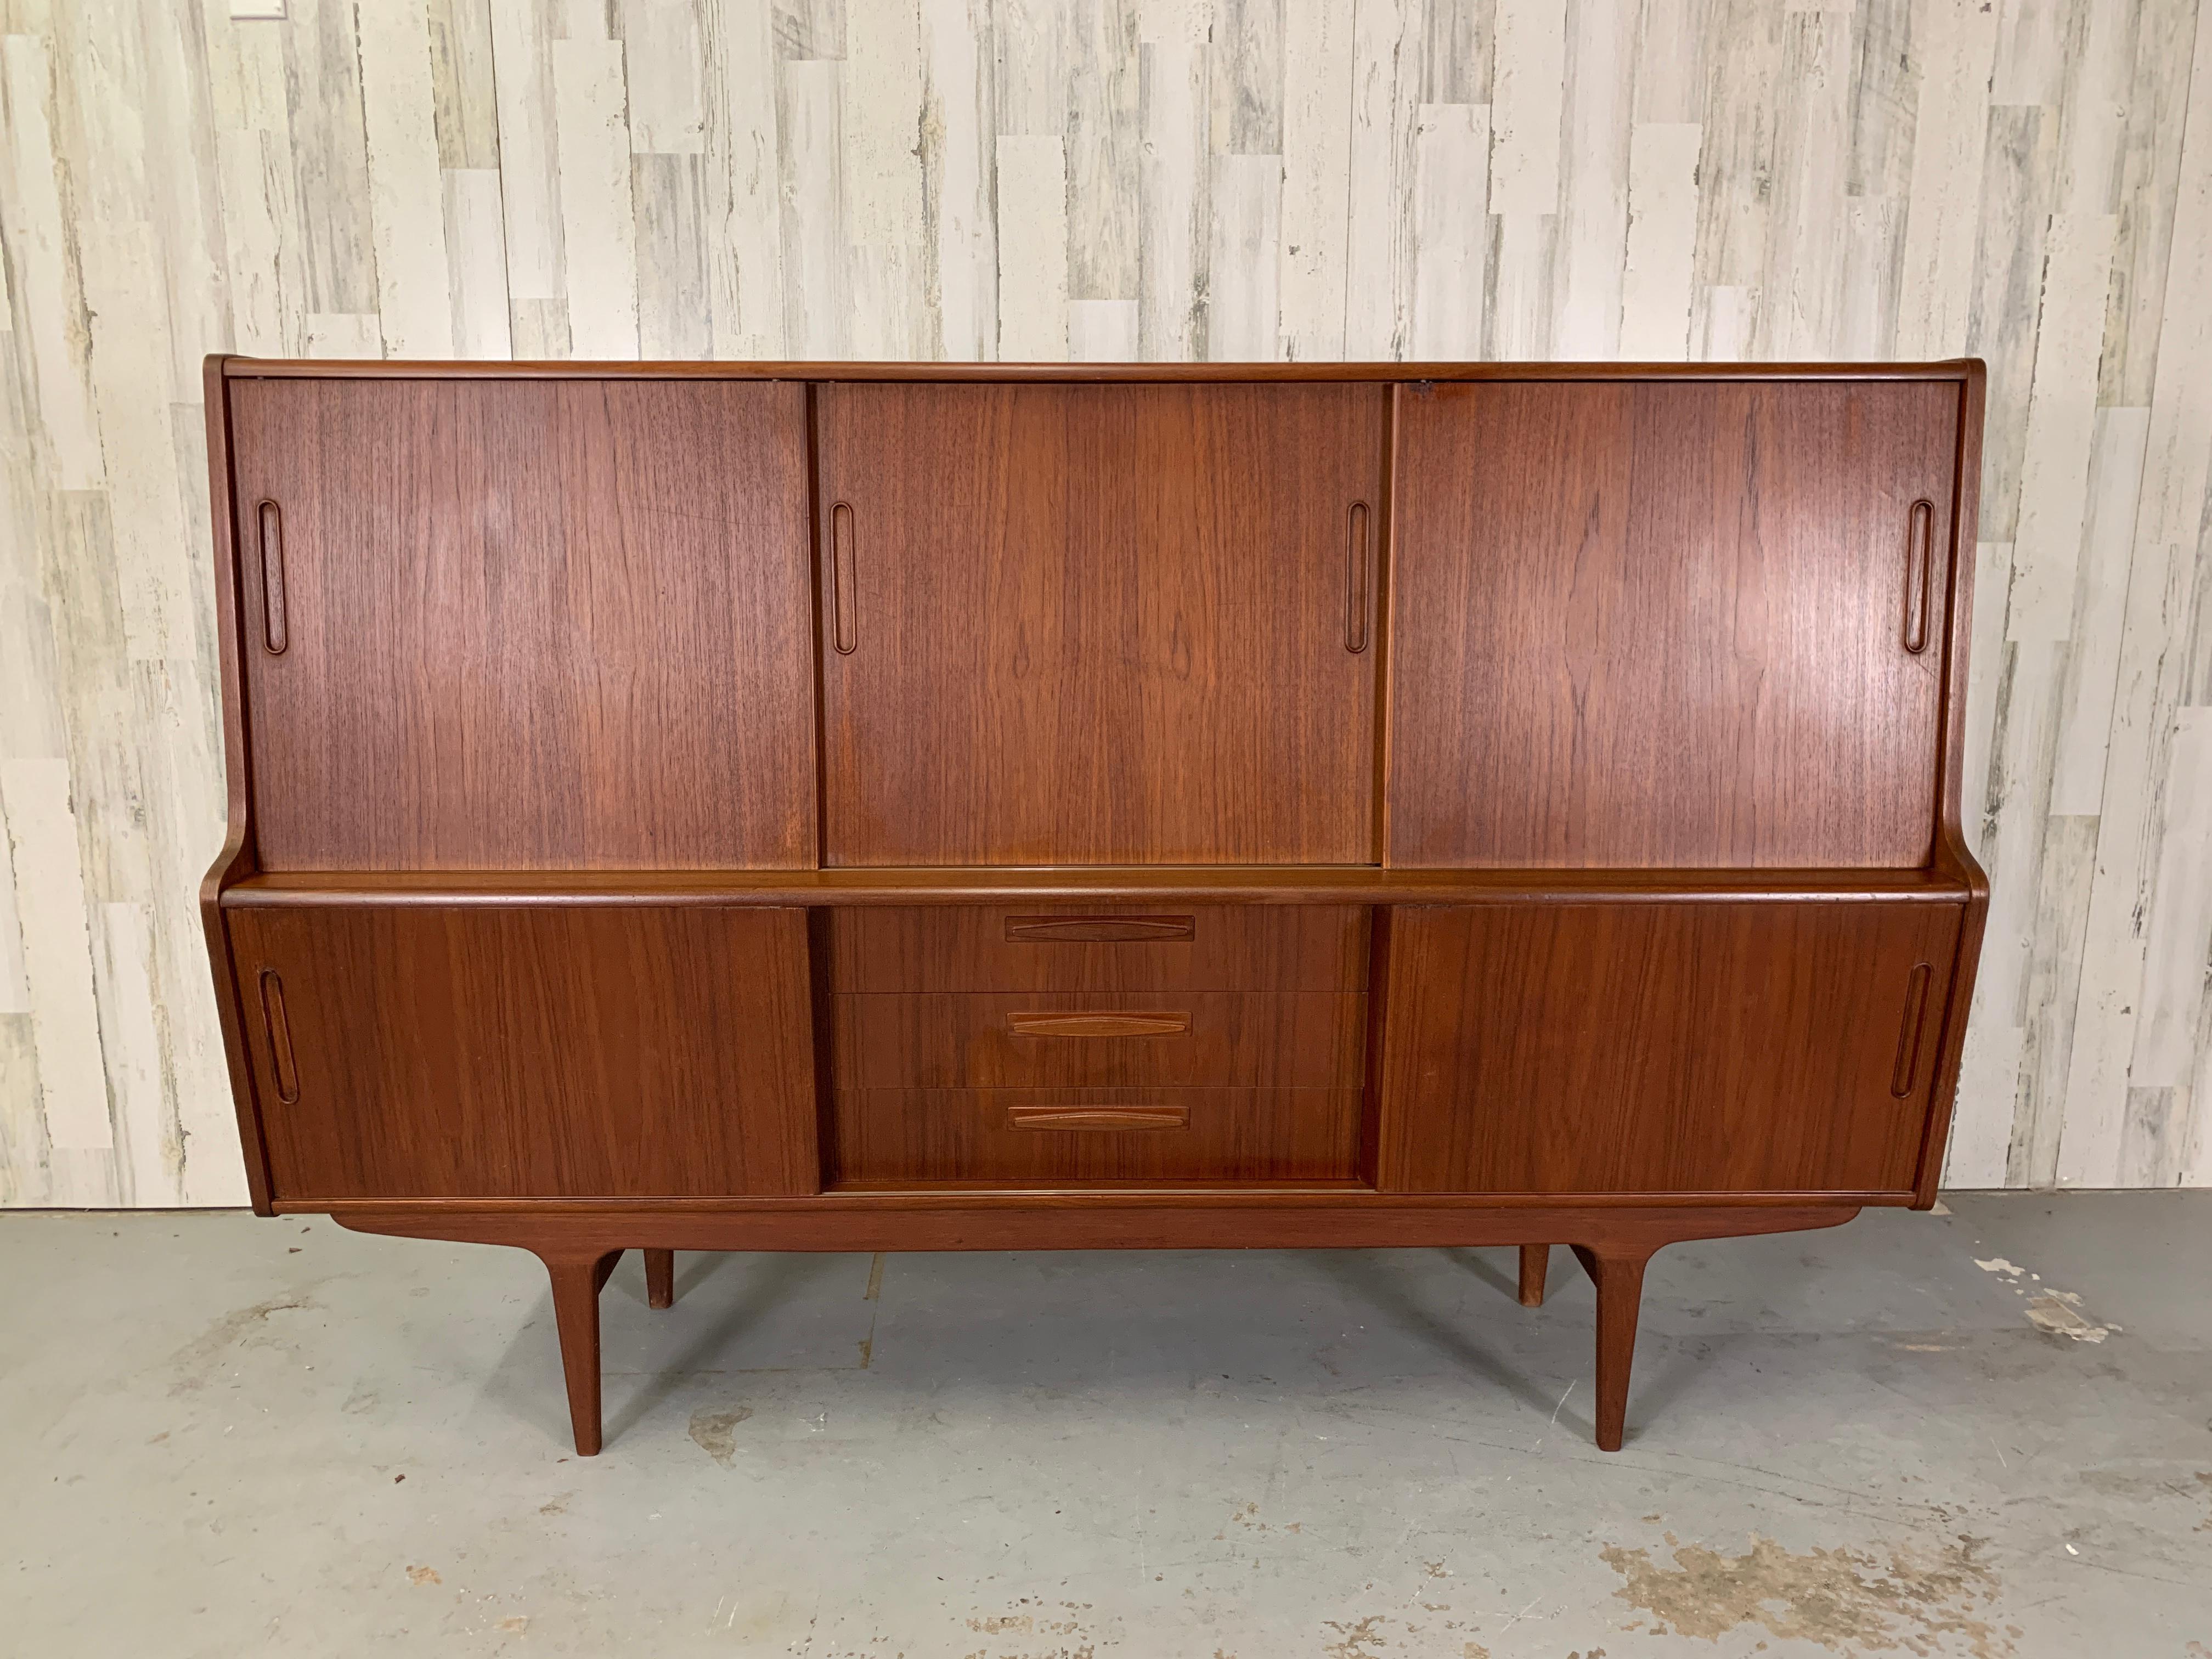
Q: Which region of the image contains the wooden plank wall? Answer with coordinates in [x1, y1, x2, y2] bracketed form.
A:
[1, 0, 2208, 1204]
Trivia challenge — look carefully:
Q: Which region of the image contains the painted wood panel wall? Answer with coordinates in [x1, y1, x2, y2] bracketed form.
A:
[1, 0, 2208, 1204]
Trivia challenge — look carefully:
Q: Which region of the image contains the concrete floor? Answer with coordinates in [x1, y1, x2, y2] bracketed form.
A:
[3, 1196, 2208, 1657]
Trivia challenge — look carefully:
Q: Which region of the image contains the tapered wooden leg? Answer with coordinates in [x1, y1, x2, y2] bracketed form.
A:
[644, 1249, 675, 1310]
[1572, 1245, 1651, 1453]
[544, 1249, 624, 1457]
[1517, 1244, 1550, 1307]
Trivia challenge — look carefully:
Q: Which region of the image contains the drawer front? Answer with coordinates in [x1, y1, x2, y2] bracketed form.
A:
[829, 905, 1370, 993]
[835, 991, 1367, 1089]
[831, 1087, 1363, 1184]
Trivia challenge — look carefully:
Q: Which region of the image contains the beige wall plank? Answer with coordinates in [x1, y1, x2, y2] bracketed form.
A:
[1278, 0, 1352, 360]
[552, 36, 641, 357]
[0, 759, 111, 1153]
[358, 0, 458, 356]
[997, 133, 1070, 358]
[921, 0, 996, 359]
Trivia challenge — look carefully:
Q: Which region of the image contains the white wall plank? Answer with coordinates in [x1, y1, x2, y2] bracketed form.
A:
[552, 38, 642, 357]
[358, 0, 458, 356]
[997, 134, 1070, 359]
[0, 760, 111, 1152]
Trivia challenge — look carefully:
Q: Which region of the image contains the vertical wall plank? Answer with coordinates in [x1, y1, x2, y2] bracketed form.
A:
[1409, 103, 1488, 357]
[357, 0, 458, 356]
[552, 37, 642, 357]
[922, 0, 997, 359]
[1207, 151, 1280, 359]
[996, 133, 1069, 357]
[1618, 121, 1700, 358]
[1137, 1, 1209, 360]
[0, 760, 112, 1153]
[1278, 0, 1353, 359]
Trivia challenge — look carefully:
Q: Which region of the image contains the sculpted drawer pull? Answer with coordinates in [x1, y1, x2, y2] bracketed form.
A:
[1890, 963, 1933, 1098]
[1007, 1103, 1190, 1131]
[1007, 1011, 1191, 1038]
[257, 500, 287, 655]
[258, 969, 300, 1103]
[1004, 914, 1196, 943]
[1901, 499, 1934, 654]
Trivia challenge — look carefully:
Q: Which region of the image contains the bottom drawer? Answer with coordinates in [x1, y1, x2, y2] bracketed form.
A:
[830, 1087, 1363, 1186]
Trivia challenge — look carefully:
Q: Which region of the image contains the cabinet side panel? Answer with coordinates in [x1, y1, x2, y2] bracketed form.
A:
[226, 905, 817, 1199]
[230, 378, 817, 870]
[1387, 380, 1959, 867]
[1377, 901, 1964, 1193]
[817, 382, 1386, 865]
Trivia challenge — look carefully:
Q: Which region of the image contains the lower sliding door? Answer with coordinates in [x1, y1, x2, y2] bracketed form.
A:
[1374, 901, 1963, 1195]
[224, 905, 817, 1201]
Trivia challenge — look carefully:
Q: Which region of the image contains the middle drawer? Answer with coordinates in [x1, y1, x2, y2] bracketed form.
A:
[834, 991, 1368, 1090]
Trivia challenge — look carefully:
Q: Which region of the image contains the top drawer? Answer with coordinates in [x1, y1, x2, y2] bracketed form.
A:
[828, 905, 1370, 994]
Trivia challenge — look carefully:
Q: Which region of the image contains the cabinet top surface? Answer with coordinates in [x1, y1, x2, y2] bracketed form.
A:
[217, 356, 1983, 384]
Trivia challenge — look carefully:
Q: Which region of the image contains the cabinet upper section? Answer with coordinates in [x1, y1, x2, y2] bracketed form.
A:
[209, 360, 1979, 876]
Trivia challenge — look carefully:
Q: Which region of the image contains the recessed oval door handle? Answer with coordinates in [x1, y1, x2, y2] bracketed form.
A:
[1007, 1011, 1191, 1038]
[1890, 962, 1933, 1098]
[1346, 500, 1372, 653]
[830, 501, 857, 655]
[258, 968, 300, 1103]
[1902, 499, 1934, 655]
[258, 500, 287, 655]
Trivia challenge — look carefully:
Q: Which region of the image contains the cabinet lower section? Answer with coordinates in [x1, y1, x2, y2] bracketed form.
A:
[222, 893, 1964, 1206]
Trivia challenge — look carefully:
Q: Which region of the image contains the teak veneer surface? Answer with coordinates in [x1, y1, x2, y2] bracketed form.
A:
[828, 1086, 1364, 1184]
[227, 377, 817, 871]
[225, 905, 817, 1200]
[826, 904, 1370, 992]
[834, 991, 1367, 1090]
[1389, 379, 1960, 868]
[1377, 901, 1965, 1193]
[815, 382, 1386, 865]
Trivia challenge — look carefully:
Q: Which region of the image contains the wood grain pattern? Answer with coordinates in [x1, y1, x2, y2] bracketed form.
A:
[1387, 380, 1962, 869]
[835, 992, 1366, 1091]
[815, 382, 1387, 865]
[828, 905, 1369, 992]
[223, 905, 817, 1200]
[226, 376, 816, 871]
[831, 1087, 1361, 1184]
[1376, 902, 1965, 1195]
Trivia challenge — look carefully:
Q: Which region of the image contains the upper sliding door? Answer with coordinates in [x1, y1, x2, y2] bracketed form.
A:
[816, 382, 1387, 866]
[1387, 379, 1962, 868]
[228, 377, 817, 870]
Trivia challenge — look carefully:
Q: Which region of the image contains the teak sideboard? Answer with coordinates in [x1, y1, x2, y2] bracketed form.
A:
[199, 357, 1988, 1455]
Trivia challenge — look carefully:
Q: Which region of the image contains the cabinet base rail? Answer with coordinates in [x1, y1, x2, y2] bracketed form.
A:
[332, 1200, 1859, 1456]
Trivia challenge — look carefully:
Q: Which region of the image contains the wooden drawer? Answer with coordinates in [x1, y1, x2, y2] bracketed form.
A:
[834, 991, 1367, 1090]
[830, 1087, 1363, 1185]
[828, 905, 1369, 993]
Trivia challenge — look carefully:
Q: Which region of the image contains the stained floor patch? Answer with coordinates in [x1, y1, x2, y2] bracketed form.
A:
[1601, 1531, 2013, 1657]
[687, 1406, 753, 1467]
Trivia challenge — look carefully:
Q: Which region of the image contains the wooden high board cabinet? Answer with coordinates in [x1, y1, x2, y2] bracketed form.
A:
[200, 357, 1988, 1456]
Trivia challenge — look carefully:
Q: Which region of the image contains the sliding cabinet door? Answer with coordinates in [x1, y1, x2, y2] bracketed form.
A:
[227, 377, 816, 870]
[816, 382, 1387, 865]
[1375, 901, 1963, 1194]
[227, 905, 817, 1200]
[1388, 380, 1962, 868]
